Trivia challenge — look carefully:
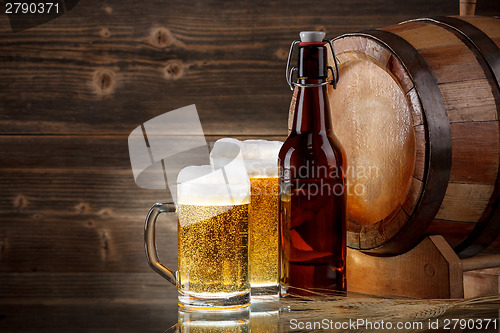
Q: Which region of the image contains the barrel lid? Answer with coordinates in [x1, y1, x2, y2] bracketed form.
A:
[299, 31, 326, 43]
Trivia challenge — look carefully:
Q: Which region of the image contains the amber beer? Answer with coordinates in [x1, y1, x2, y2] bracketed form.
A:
[177, 203, 250, 295]
[279, 32, 346, 296]
[211, 139, 283, 296]
[248, 176, 279, 293]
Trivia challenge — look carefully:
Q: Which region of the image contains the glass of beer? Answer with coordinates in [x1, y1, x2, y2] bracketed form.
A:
[145, 164, 251, 310]
[211, 139, 283, 297]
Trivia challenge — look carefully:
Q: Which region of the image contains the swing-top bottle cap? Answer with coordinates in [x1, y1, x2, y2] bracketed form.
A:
[286, 31, 339, 90]
[299, 31, 326, 43]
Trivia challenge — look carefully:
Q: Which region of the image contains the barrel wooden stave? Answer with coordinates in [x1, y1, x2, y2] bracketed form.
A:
[386, 19, 499, 225]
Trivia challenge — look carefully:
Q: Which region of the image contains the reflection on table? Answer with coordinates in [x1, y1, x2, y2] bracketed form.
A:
[172, 298, 280, 333]
[166, 293, 500, 333]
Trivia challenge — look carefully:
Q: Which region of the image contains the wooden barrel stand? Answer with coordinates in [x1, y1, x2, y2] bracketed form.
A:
[347, 235, 500, 298]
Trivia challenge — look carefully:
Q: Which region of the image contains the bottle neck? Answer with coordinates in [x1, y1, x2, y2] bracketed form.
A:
[298, 43, 327, 79]
[291, 44, 333, 135]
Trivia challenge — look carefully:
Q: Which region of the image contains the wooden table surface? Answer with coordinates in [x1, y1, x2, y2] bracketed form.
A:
[1, 293, 499, 332]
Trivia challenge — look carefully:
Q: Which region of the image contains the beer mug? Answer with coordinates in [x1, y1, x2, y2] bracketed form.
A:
[145, 164, 251, 310]
[211, 139, 283, 297]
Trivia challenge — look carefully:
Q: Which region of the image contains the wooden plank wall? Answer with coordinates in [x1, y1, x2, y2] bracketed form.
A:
[0, 0, 499, 331]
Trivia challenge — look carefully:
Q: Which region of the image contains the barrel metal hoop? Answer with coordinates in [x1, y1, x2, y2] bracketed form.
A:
[335, 30, 453, 254]
[416, 16, 500, 258]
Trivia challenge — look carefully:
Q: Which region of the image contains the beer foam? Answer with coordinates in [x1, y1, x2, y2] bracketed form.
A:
[177, 165, 250, 206]
[211, 138, 283, 178]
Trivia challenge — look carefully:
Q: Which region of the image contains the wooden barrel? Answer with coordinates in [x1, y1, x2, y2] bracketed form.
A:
[326, 16, 500, 258]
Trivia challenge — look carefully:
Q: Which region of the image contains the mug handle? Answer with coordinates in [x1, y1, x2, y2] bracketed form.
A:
[144, 202, 177, 286]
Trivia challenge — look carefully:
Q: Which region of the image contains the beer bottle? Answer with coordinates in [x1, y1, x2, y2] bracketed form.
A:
[279, 31, 346, 296]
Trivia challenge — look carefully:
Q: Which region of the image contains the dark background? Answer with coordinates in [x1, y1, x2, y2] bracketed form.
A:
[0, 0, 499, 331]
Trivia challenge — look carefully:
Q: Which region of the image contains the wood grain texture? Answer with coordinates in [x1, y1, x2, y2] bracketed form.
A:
[395, 23, 461, 49]
[413, 124, 426, 181]
[462, 254, 500, 271]
[440, 79, 498, 123]
[401, 176, 423, 216]
[435, 183, 494, 222]
[461, 16, 500, 35]
[0, 302, 178, 333]
[448, 121, 499, 184]
[463, 267, 500, 298]
[0, 273, 177, 301]
[427, 220, 476, 248]
[0, 2, 427, 135]
[0, 290, 178, 333]
[419, 43, 487, 83]
[0, 1, 498, 136]
[460, 0, 477, 16]
[407, 88, 424, 126]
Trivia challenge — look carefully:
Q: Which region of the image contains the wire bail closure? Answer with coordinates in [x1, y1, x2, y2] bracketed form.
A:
[285, 39, 340, 91]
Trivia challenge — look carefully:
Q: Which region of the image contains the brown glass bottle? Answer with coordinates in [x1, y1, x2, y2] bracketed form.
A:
[279, 32, 346, 296]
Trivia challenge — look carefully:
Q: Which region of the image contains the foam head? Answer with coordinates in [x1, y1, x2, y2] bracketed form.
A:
[210, 138, 283, 177]
[177, 165, 250, 206]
